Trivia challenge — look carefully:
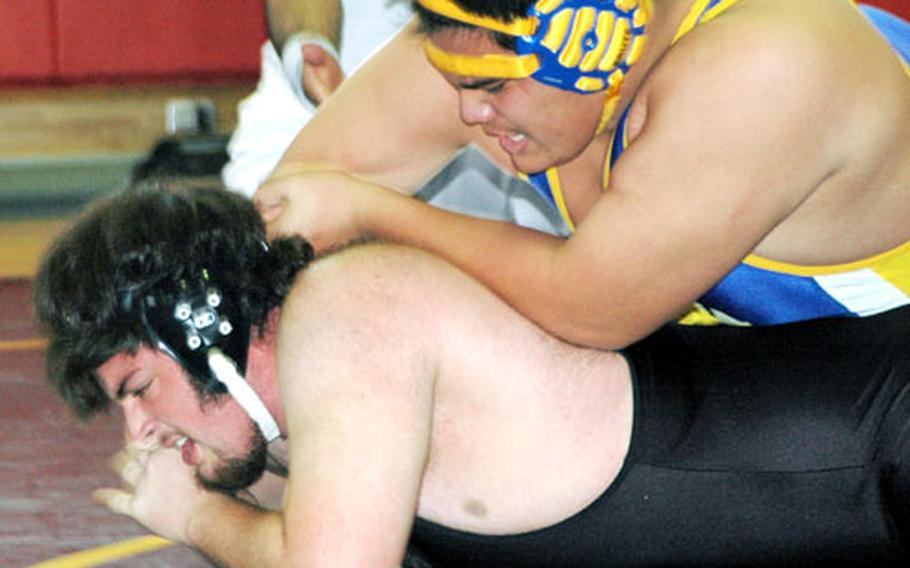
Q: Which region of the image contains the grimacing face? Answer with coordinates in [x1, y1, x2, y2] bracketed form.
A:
[429, 27, 608, 173]
[96, 346, 268, 492]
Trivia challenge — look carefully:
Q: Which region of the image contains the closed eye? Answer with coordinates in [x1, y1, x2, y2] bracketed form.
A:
[483, 80, 506, 94]
[132, 377, 154, 399]
[460, 78, 507, 93]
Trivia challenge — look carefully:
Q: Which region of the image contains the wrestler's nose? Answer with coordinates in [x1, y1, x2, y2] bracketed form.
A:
[122, 398, 159, 448]
[458, 90, 495, 126]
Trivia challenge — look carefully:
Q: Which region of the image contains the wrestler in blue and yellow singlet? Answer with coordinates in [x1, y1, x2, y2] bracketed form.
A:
[420, 0, 910, 326]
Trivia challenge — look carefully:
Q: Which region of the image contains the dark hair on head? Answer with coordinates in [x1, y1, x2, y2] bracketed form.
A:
[33, 180, 314, 421]
[412, 0, 534, 51]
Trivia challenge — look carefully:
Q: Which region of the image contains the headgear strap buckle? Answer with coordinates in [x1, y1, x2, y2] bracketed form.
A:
[124, 268, 251, 394]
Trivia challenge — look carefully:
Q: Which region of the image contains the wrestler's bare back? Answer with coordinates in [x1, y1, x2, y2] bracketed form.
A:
[278, 243, 633, 537]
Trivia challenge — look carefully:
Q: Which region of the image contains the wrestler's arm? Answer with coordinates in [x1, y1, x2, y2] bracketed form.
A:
[262, 20, 499, 196]
[287, 21, 849, 349]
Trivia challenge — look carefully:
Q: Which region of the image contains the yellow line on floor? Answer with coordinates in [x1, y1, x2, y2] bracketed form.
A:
[0, 337, 48, 351]
[27, 536, 174, 568]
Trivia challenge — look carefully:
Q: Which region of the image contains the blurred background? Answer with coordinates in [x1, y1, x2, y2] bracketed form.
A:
[0, 3, 265, 565]
[0, 0, 266, 277]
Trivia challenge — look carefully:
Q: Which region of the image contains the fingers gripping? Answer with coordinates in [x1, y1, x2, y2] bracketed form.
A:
[94, 450, 145, 517]
[254, 168, 376, 248]
[94, 447, 201, 542]
[89, 452, 132, 518]
[93, 487, 135, 516]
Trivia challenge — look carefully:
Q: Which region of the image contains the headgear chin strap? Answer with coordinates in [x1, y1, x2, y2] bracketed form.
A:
[208, 348, 281, 442]
[121, 268, 281, 442]
[418, 0, 651, 94]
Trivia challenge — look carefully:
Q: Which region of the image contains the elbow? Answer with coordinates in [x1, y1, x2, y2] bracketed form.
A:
[536, 299, 662, 351]
[532, 250, 670, 350]
[554, 322, 651, 351]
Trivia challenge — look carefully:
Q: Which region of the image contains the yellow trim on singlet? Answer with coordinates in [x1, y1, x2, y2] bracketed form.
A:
[744, 239, 910, 276]
[676, 302, 727, 326]
[700, 0, 740, 25]
[672, 0, 713, 43]
[545, 168, 577, 232]
[672, 0, 740, 43]
[744, 238, 910, 298]
[603, 135, 616, 190]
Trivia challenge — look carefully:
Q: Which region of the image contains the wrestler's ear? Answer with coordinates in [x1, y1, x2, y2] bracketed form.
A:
[301, 43, 345, 106]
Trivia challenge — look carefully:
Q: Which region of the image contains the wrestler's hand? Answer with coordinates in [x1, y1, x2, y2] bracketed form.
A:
[301, 43, 344, 106]
[256, 168, 386, 252]
[94, 447, 220, 543]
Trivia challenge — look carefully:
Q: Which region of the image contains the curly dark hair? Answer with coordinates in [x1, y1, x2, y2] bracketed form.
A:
[33, 180, 313, 421]
[412, 0, 533, 51]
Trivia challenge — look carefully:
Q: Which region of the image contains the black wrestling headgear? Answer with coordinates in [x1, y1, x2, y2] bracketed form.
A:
[120, 268, 250, 394]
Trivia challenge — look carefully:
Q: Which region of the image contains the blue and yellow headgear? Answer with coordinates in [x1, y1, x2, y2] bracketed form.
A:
[418, 0, 651, 130]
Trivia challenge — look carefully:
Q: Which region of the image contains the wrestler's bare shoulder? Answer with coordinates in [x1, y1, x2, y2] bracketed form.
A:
[629, 0, 910, 262]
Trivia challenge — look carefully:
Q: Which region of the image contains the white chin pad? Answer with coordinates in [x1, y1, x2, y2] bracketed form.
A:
[207, 348, 281, 442]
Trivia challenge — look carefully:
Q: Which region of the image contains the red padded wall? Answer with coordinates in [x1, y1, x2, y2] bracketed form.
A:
[55, 0, 265, 81]
[0, 0, 56, 80]
[0, 0, 905, 85]
[864, 0, 910, 18]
